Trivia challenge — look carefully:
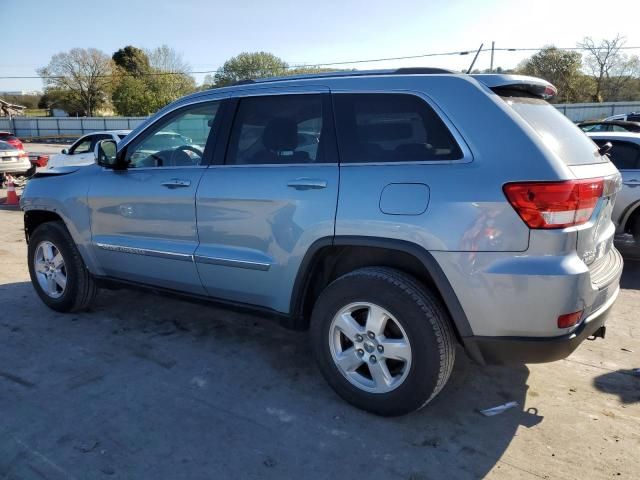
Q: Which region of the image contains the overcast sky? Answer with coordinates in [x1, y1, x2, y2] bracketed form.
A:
[2, 0, 639, 92]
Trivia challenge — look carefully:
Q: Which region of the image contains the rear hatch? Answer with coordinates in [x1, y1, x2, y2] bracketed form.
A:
[476, 75, 622, 285]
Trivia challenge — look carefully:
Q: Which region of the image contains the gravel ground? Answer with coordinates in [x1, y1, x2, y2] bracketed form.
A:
[0, 205, 638, 479]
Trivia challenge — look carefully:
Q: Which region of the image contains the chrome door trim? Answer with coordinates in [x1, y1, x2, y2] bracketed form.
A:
[95, 243, 193, 262]
[193, 255, 271, 271]
[96, 243, 272, 271]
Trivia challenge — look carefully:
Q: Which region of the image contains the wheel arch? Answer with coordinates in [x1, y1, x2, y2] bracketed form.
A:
[23, 208, 102, 276]
[24, 209, 66, 244]
[622, 200, 640, 234]
[290, 236, 474, 344]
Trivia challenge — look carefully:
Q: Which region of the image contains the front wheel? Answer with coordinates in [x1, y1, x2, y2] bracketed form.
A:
[310, 267, 456, 416]
[28, 221, 97, 312]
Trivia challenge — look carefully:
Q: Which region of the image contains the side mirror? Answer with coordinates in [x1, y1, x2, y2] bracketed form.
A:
[61, 148, 68, 154]
[95, 139, 119, 168]
[598, 141, 613, 156]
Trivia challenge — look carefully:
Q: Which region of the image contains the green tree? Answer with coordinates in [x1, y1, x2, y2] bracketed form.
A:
[113, 45, 150, 75]
[214, 52, 288, 86]
[518, 46, 589, 103]
[38, 48, 114, 116]
[111, 45, 195, 116]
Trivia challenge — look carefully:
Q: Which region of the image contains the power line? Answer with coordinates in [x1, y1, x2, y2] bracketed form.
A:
[1, 45, 639, 80]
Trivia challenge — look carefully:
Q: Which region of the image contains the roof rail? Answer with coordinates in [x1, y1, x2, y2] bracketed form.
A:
[230, 67, 456, 86]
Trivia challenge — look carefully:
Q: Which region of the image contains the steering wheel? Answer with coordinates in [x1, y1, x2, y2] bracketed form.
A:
[176, 145, 203, 157]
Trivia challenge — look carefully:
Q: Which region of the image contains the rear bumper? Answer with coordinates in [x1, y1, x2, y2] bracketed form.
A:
[463, 286, 619, 365]
[0, 160, 31, 174]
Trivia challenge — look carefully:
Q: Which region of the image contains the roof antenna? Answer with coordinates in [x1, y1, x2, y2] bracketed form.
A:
[466, 43, 484, 74]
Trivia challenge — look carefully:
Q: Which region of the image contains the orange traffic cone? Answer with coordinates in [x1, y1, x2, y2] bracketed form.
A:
[5, 175, 20, 206]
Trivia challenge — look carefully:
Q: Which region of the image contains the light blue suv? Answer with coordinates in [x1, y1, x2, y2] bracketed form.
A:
[21, 69, 623, 415]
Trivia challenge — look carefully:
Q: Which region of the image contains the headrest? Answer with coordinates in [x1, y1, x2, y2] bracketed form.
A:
[263, 118, 298, 151]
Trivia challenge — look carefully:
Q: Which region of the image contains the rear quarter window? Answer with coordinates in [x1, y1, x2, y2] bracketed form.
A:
[500, 96, 603, 165]
[333, 93, 462, 163]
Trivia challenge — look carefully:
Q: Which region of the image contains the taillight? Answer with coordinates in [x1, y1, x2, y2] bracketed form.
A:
[503, 178, 604, 229]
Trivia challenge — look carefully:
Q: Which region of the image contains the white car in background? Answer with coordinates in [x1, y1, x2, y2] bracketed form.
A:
[604, 112, 640, 123]
[47, 130, 131, 169]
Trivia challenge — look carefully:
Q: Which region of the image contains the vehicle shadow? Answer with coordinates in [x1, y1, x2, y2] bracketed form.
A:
[593, 370, 640, 404]
[0, 281, 538, 479]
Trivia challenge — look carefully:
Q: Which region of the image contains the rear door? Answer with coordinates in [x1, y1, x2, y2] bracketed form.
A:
[194, 89, 339, 313]
[88, 100, 223, 293]
[593, 139, 640, 230]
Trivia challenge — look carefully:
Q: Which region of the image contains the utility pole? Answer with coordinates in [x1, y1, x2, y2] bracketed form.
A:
[490, 41, 495, 73]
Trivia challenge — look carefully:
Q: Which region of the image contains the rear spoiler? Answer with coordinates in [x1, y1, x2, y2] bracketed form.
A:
[470, 74, 557, 100]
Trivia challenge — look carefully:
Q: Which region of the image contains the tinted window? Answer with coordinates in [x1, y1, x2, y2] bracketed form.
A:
[226, 95, 324, 165]
[595, 140, 640, 169]
[333, 93, 462, 163]
[0, 134, 17, 141]
[502, 96, 603, 165]
[126, 102, 219, 168]
[0, 141, 14, 151]
[627, 114, 640, 122]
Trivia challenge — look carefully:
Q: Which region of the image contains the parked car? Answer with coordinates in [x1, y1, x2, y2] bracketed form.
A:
[21, 69, 623, 416]
[578, 120, 640, 133]
[0, 140, 31, 178]
[46, 130, 131, 169]
[0, 131, 24, 151]
[604, 112, 640, 122]
[587, 132, 640, 243]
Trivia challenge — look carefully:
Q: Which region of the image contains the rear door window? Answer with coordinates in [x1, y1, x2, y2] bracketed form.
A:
[500, 96, 602, 165]
[333, 93, 462, 163]
[594, 140, 640, 170]
[226, 94, 325, 165]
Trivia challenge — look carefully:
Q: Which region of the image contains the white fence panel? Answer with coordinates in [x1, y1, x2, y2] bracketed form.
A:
[0, 116, 148, 138]
[554, 102, 640, 122]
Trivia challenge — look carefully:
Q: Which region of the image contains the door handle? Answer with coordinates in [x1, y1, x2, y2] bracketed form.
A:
[161, 178, 191, 189]
[287, 178, 327, 190]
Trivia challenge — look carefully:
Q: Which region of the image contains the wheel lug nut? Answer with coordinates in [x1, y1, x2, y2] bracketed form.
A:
[370, 355, 377, 364]
[367, 331, 375, 339]
[357, 349, 364, 357]
[355, 334, 363, 342]
[377, 345, 384, 353]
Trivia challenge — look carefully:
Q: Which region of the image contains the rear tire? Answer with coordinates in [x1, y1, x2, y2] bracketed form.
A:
[310, 266, 455, 416]
[28, 221, 97, 312]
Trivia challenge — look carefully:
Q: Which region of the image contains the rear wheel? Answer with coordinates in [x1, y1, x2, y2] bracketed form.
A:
[28, 221, 97, 312]
[310, 267, 455, 416]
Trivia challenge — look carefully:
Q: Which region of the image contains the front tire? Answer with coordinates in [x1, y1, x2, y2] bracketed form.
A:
[28, 221, 97, 312]
[310, 267, 456, 416]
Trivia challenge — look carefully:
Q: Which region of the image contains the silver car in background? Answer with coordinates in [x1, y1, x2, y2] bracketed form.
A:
[0, 140, 31, 177]
[587, 132, 640, 243]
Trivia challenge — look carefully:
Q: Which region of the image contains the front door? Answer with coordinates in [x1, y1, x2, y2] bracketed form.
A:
[195, 91, 339, 313]
[88, 100, 222, 293]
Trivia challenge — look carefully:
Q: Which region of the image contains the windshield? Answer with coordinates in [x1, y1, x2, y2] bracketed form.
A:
[501, 96, 604, 165]
[0, 141, 15, 151]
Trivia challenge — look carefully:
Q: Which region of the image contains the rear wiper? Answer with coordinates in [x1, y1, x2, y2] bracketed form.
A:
[598, 142, 612, 156]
